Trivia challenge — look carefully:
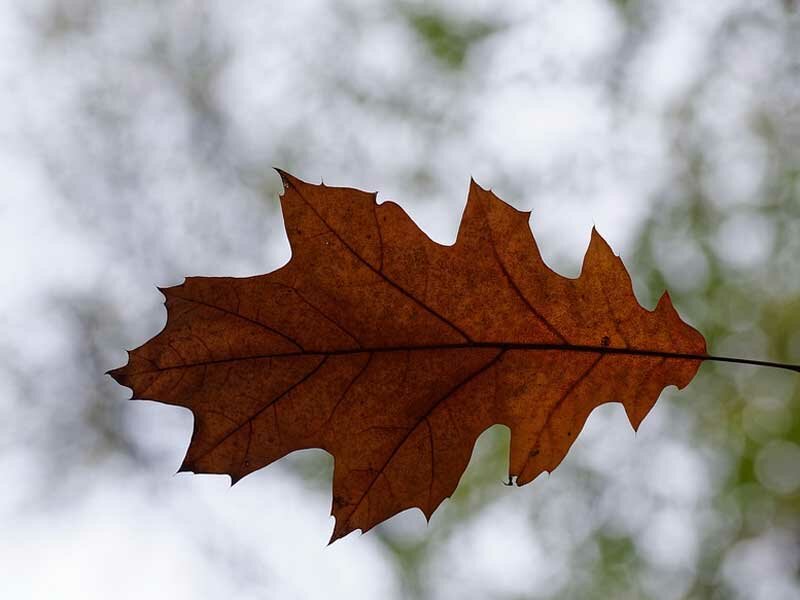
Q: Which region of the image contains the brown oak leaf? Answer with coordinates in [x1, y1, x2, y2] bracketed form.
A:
[109, 171, 707, 542]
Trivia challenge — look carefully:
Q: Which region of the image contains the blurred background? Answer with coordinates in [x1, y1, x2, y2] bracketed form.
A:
[2, 0, 799, 598]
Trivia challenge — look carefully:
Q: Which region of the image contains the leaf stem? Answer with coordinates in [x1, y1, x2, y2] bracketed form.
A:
[697, 353, 800, 373]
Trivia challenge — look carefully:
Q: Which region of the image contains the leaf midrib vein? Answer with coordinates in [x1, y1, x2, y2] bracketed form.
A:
[124, 342, 713, 378]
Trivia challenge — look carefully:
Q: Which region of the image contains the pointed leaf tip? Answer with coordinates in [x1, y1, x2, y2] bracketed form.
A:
[589, 226, 613, 251]
[625, 407, 646, 432]
[273, 167, 304, 191]
[656, 290, 676, 314]
[469, 177, 487, 192]
[106, 365, 127, 386]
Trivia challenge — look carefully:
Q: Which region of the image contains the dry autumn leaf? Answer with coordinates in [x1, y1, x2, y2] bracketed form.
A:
[109, 171, 794, 542]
